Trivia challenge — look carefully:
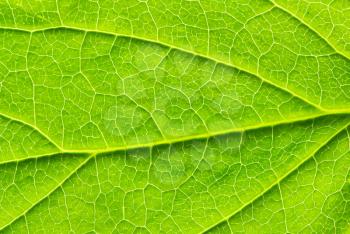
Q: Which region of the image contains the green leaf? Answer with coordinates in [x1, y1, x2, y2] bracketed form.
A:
[0, 0, 349, 233]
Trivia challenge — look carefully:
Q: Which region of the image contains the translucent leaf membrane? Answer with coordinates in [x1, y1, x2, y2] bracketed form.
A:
[0, 0, 349, 233]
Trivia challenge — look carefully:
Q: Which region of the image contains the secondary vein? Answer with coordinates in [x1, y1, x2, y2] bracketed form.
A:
[0, 25, 342, 112]
[200, 121, 350, 233]
[0, 153, 94, 231]
[269, 0, 350, 61]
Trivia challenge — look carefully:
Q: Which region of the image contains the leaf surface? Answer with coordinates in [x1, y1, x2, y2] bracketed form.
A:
[0, 0, 349, 233]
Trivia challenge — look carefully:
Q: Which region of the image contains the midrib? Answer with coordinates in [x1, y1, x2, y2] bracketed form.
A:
[1, 111, 350, 164]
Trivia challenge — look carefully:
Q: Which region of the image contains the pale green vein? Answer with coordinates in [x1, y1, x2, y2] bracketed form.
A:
[200, 121, 350, 233]
[0, 26, 346, 113]
[2, 109, 350, 163]
[0, 152, 63, 166]
[269, 0, 350, 60]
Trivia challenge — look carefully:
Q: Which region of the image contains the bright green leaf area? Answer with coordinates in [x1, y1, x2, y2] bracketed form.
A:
[0, 0, 349, 233]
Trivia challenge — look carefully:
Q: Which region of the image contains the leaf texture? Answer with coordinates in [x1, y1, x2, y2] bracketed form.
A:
[0, 0, 349, 233]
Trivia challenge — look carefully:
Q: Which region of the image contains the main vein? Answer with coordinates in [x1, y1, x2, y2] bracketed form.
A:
[2, 111, 350, 165]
